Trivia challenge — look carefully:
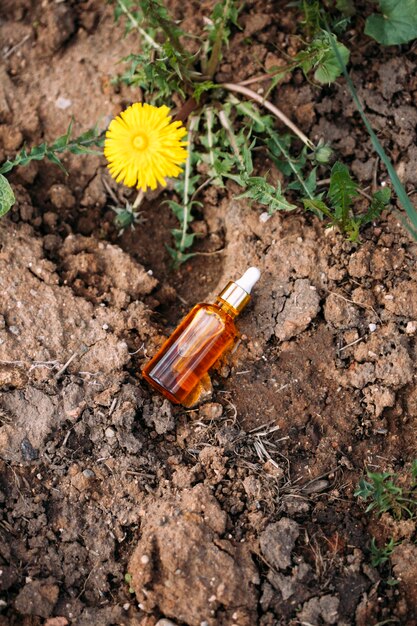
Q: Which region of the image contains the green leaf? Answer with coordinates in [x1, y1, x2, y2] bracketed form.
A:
[336, 0, 355, 16]
[314, 37, 350, 84]
[303, 197, 333, 220]
[365, 0, 417, 46]
[328, 161, 359, 220]
[236, 177, 296, 213]
[0, 174, 15, 217]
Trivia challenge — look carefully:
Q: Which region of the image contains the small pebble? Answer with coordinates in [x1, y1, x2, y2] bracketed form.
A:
[140, 554, 149, 564]
[9, 325, 20, 335]
[82, 469, 95, 479]
[368, 323, 377, 333]
[123, 603, 130, 611]
[21, 438, 38, 461]
[199, 402, 223, 420]
[55, 96, 72, 109]
[259, 211, 271, 223]
[105, 427, 116, 439]
[406, 321, 417, 334]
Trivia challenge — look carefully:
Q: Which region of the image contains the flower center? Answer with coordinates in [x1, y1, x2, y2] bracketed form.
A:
[133, 133, 148, 151]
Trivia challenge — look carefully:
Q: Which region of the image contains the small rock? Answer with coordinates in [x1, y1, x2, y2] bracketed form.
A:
[55, 96, 72, 110]
[105, 427, 116, 439]
[82, 469, 95, 479]
[243, 12, 270, 36]
[199, 402, 223, 420]
[15, 580, 59, 618]
[259, 212, 271, 223]
[143, 398, 174, 434]
[44, 618, 69, 626]
[362, 384, 395, 418]
[2, 125, 23, 151]
[275, 279, 320, 342]
[48, 184, 75, 210]
[324, 292, 359, 329]
[156, 620, 178, 626]
[406, 321, 417, 334]
[71, 471, 93, 491]
[260, 518, 299, 570]
[298, 594, 340, 625]
[21, 437, 39, 462]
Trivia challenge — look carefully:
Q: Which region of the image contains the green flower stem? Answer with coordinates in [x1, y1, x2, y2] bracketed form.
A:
[115, 0, 162, 51]
[269, 132, 315, 200]
[205, 108, 215, 169]
[180, 115, 198, 251]
[218, 109, 244, 167]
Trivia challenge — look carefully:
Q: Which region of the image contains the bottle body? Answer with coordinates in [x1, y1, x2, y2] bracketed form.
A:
[142, 302, 237, 405]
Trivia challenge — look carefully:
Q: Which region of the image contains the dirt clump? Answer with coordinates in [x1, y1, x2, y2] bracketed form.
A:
[128, 484, 259, 626]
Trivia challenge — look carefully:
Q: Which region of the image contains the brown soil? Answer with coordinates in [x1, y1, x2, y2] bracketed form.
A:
[1, 1, 417, 625]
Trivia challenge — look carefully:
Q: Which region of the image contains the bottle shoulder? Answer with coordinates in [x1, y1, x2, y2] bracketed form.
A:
[189, 302, 237, 329]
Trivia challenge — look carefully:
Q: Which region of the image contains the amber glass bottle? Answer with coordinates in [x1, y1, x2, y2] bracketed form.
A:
[142, 267, 260, 406]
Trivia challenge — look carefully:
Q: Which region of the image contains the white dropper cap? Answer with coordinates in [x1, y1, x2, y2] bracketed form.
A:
[235, 267, 261, 295]
[217, 266, 261, 314]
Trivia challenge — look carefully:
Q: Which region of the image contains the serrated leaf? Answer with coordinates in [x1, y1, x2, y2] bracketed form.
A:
[328, 161, 359, 219]
[0, 174, 15, 217]
[237, 177, 296, 213]
[303, 197, 332, 220]
[365, 0, 417, 46]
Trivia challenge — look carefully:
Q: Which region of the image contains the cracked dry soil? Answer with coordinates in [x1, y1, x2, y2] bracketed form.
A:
[1, 1, 417, 625]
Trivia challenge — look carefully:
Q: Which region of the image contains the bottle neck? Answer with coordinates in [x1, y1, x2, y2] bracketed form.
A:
[216, 281, 251, 316]
[215, 297, 239, 319]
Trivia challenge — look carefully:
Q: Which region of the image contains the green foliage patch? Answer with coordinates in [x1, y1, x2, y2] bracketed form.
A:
[365, 0, 417, 46]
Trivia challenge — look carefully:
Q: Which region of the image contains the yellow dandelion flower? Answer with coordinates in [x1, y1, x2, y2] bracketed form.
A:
[104, 103, 188, 192]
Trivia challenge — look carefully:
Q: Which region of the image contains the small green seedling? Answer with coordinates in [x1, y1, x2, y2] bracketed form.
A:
[355, 464, 417, 520]
[304, 162, 391, 241]
[370, 537, 398, 568]
[124, 572, 135, 594]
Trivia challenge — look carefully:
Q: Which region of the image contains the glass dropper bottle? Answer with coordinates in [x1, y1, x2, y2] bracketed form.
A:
[142, 267, 261, 406]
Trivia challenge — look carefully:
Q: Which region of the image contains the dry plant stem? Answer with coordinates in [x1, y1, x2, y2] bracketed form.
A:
[133, 189, 145, 209]
[221, 82, 314, 150]
[237, 73, 277, 87]
[205, 0, 231, 79]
